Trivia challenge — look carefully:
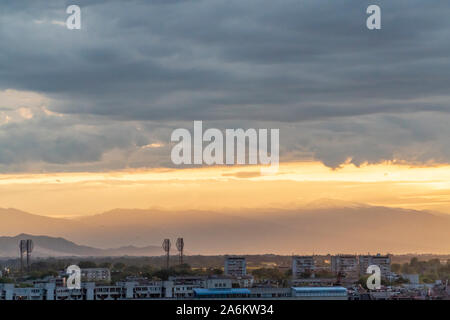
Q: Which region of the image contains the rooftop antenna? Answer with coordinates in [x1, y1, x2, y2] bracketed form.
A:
[162, 239, 171, 269]
[26, 239, 34, 271]
[176, 238, 184, 265]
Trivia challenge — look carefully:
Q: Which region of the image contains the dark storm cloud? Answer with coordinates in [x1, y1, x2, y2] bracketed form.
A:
[1, 0, 450, 170]
[1, 0, 450, 121]
[0, 114, 150, 166]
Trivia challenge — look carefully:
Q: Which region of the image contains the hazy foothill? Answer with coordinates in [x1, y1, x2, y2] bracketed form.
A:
[0, 200, 450, 256]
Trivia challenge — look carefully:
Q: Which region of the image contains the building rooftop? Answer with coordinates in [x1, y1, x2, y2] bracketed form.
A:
[193, 288, 251, 296]
[292, 286, 347, 293]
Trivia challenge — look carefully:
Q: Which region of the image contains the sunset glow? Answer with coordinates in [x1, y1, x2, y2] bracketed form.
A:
[2, 161, 450, 217]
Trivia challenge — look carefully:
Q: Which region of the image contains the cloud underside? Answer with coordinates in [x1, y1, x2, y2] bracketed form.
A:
[1, 0, 450, 171]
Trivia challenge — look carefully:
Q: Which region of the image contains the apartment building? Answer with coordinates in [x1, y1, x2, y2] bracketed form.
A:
[81, 268, 111, 282]
[0, 280, 350, 300]
[224, 256, 246, 277]
[331, 255, 359, 278]
[0, 275, 233, 300]
[359, 254, 392, 278]
[292, 256, 315, 278]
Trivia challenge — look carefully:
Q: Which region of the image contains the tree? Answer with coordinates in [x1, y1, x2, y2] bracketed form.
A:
[78, 261, 97, 268]
[391, 263, 401, 273]
[300, 272, 312, 279]
[251, 268, 286, 282]
[153, 269, 171, 281]
[208, 268, 223, 275]
[356, 275, 370, 290]
[124, 265, 140, 273]
[0, 277, 14, 284]
[113, 262, 126, 271]
[99, 262, 112, 269]
[410, 257, 419, 267]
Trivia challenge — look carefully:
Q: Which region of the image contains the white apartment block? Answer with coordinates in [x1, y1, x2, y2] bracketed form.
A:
[292, 256, 315, 278]
[233, 275, 254, 288]
[359, 254, 392, 278]
[0, 281, 349, 300]
[331, 255, 359, 278]
[81, 268, 111, 282]
[168, 275, 234, 298]
[0, 275, 234, 300]
[224, 256, 246, 277]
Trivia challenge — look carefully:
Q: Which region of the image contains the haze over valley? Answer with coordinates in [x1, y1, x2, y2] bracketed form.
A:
[1, 201, 449, 256]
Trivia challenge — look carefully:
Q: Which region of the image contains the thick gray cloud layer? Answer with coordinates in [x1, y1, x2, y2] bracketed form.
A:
[0, 0, 450, 171]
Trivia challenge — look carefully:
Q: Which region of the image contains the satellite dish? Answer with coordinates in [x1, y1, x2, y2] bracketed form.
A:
[176, 238, 184, 251]
[162, 239, 171, 252]
[26, 239, 34, 253]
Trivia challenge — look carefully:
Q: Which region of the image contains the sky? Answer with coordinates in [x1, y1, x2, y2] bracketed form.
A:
[1, 1, 450, 217]
[2, 161, 450, 217]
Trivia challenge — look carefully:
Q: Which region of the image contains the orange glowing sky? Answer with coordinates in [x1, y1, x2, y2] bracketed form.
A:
[1, 161, 450, 217]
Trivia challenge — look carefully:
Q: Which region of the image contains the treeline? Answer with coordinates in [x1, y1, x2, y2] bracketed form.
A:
[1, 256, 449, 285]
[13, 260, 224, 282]
[391, 257, 450, 283]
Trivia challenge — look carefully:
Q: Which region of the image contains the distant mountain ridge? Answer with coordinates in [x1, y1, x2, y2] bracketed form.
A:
[0, 234, 162, 258]
[0, 203, 450, 254]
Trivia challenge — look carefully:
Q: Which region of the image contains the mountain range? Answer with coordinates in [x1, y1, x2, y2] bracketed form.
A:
[0, 201, 449, 255]
[0, 234, 162, 258]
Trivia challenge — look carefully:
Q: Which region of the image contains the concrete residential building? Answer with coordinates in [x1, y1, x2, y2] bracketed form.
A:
[250, 287, 291, 299]
[291, 278, 335, 287]
[7, 280, 444, 300]
[81, 268, 111, 282]
[331, 255, 359, 278]
[0, 275, 237, 300]
[117, 280, 163, 299]
[292, 256, 315, 278]
[224, 256, 246, 277]
[402, 274, 420, 285]
[359, 254, 391, 278]
[233, 275, 254, 288]
[169, 275, 233, 298]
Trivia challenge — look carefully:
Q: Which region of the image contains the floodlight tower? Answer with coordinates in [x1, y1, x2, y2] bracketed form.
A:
[162, 239, 171, 269]
[176, 238, 184, 265]
[19, 240, 26, 273]
[26, 239, 34, 271]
